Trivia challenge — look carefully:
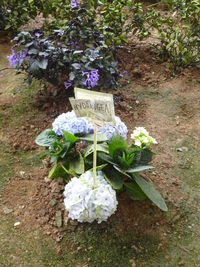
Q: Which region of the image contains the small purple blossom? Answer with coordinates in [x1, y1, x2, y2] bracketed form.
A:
[35, 32, 41, 38]
[68, 41, 78, 46]
[122, 70, 128, 77]
[64, 80, 73, 89]
[82, 69, 99, 89]
[71, 0, 79, 9]
[7, 49, 28, 68]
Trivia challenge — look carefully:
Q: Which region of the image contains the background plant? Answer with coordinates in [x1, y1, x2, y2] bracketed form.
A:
[4, 0, 200, 85]
[11, 20, 119, 89]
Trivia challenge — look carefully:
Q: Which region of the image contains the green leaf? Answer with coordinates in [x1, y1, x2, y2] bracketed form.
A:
[79, 133, 108, 142]
[38, 59, 48, 69]
[89, 164, 108, 172]
[84, 143, 109, 158]
[125, 181, 147, 200]
[69, 72, 75, 80]
[69, 152, 85, 175]
[126, 165, 154, 173]
[98, 152, 115, 165]
[140, 149, 153, 165]
[72, 63, 81, 69]
[62, 130, 77, 145]
[48, 163, 68, 179]
[113, 165, 131, 178]
[133, 174, 168, 211]
[29, 61, 39, 72]
[103, 167, 123, 190]
[35, 129, 58, 147]
[73, 50, 83, 55]
[28, 48, 38, 55]
[108, 135, 128, 159]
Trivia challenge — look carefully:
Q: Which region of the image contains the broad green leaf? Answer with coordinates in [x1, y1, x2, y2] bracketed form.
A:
[35, 129, 58, 147]
[61, 163, 74, 176]
[113, 165, 131, 178]
[72, 63, 81, 69]
[79, 133, 108, 142]
[125, 181, 147, 200]
[140, 149, 153, 165]
[48, 163, 68, 179]
[98, 152, 116, 165]
[38, 59, 48, 69]
[108, 135, 128, 159]
[126, 165, 154, 173]
[69, 152, 85, 175]
[62, 130, 77, 145]
[133, 174, 168, 211]
[84, 143, 109, 158]
[103, 168, 123, 190]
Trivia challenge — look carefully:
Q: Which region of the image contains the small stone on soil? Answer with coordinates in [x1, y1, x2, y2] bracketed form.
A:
[49, 199, 57, 207]
[14, 222, 21, 227]
[55, 211, 62, 228]
[3, 207, 13, 214]
[176, 147, 188, 152]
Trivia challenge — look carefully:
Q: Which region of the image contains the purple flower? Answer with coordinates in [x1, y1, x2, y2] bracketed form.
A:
[64, 80, 73, 89]
[82, 69, 99, 89]
[68, 41, 78, 46]
[122, 70, 128, 77]
[71, 0, 79, 9]
[35, 32, 41, 38]
[7, 49, 28, 68]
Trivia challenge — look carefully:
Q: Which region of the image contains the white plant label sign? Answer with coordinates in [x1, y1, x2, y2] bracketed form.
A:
[69, 87, 115, 126]
[69, 88, 115, 186]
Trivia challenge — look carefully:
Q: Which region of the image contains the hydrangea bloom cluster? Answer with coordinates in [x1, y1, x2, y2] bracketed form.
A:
[98, 116, 128, 140]
[52, 111, 128, 139]
[131, 127, 158, 148]
[52, 111, 93, 136]
[71, 0, 79, 9]
[64, 171, 118, 223]
[7, 49, 28, 68]
[82, 70, 99, 89]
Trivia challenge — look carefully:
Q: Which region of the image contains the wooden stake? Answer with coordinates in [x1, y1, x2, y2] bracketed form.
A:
[93, 124, 97, 187]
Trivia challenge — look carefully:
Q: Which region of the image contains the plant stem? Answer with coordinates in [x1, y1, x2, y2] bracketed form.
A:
[0, 67, 13, 72]
[93, 124, 97, 187]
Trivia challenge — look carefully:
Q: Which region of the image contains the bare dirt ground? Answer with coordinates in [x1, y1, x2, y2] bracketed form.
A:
[0, 35, 200, 267]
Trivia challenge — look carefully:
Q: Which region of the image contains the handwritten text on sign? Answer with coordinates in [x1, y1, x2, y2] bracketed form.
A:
[69, 88, 115, 125]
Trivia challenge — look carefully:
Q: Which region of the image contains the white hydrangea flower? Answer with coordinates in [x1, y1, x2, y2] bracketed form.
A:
[63, 171, 118, 223]
[131, 127, 158, 148]
[52, 111, 128, 139]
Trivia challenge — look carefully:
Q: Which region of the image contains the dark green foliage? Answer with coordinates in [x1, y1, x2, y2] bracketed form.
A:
[11, 6, 120, 89]
[97, 135, 167, 211]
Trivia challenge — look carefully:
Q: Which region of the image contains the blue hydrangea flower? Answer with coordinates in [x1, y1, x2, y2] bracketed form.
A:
[7, 49, 28, 68]
[52, 111, 93, 136]
[52, 111, 128, 139]
[98, 116, 128, 140]
[71, 0, 79, 9]
[82, 69, 99, 89]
